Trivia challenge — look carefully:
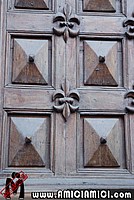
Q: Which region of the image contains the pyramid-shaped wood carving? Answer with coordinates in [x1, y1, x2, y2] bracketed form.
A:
[15, 0, 49, 9]
[87, 63, 117, 86]
[14, 63, 47, 84]
[84, 118, 123, 167]
[12, 39, 49, 85]
[9, 117, 50, 167]
[11, 144, 45, 167]
[83, 0, 116, 12]
[86, 145, 119, 167]
[84, 41, 118, 86]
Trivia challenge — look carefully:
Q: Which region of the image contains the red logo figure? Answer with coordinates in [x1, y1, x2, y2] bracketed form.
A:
[0, 171, 28, 199]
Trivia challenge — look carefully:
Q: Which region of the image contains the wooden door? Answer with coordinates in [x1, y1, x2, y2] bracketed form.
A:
[0, 0, 134, 193]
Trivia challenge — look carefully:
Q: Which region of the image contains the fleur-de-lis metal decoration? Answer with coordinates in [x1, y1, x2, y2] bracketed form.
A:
[123, 13, 134, 38]
[53, 4, 80, 43]
[125, 87, 134, 112]
[53, 80, 80, 121]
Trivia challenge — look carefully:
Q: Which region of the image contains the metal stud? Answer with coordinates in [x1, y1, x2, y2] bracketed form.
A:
[25, 137, 32, 144]
[29, 54, 35, 63]
[99, 56, 105, 63]
[100, 137, 107, 144]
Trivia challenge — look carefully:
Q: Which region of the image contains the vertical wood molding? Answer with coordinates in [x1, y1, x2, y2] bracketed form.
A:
[124, 2, 134, 173]
[0, 0, 8, 170]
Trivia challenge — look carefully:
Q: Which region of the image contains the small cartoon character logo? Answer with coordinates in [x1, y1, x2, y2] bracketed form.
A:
[0, 171, 28, 199]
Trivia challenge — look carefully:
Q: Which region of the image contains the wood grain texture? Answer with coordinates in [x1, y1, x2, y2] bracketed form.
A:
[129, 115, 134, 173]
[66, 113, 77, 174]
[126, 1, 134, 174]
[83, 118, 100, 166]
[86, 145, 119, 167]
[54, 36, 66, 175]
[10, 143, 45, 166]
[65, 38, 77, 174]
[86, 63, 117, 86]
[78, 90, 125, 111]
[4, 88, 53, 110]
[7, 13, 125, 35]
[13, 63, 47, 84]
[80, 16, 125, 35]
[15, 0, 49, 9]
[83, 0, 116, 12]
[7, 13, 53, 32]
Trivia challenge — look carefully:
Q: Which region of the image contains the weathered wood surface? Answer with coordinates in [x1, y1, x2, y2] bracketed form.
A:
[12, 38, 49, 85]
[4, 88, 54, 109]
[0, 0, 133, 191]
[84, 40, 118, 86]
[15, 0, 49, 9]
[83, 0, 116, 12]
[9, 116, 50, 167]
[7, 12, 125, 35]
[83, 118, 124, 168]
[78, 90, 126, 111]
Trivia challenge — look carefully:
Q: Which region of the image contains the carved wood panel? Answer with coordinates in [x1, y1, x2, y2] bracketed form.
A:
[82, 40, 122, 86]
[83, 0, 116, 12]
[83, 117, 125, 168]
[12, 38, 51, 85]
[9, 115, 50, 167]
[1, 0, 133, 191]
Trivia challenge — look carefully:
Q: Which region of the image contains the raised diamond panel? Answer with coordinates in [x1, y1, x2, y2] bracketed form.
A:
[12, 38, 50, 85]
[83, 117, 125, 168]
[84, 40, 119, 86]
[9, 115, 50, 167]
